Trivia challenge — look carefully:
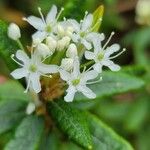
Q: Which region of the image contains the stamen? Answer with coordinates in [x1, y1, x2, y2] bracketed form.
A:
[11, 54, 24, 67]
[38, 7, 46, 24]
[22, 17, 27, 21]
[87, 76, 102, 84]
[41, 74, 52, 78]
[103, 32, 115, 50]
[109, 48, 126, 59]
[63, 17, 66, 21]
[82, 66, 86, 73]
[41, 53, 53, 63]
[56, 7, 64, 21]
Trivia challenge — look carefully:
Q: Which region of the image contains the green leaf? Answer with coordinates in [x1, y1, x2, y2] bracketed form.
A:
[48, 100, 92, 150]
[4, 115, 44, 150]
[0, 80, 31, 102]
[75, 71, 145, 101]
[0, 20, 18, 71]
[92, 5, 104, 32]
[0, 99, 26, 135]
[87, 112, 134, 150]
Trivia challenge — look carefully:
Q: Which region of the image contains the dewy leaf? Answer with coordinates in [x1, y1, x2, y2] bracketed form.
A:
[0, 80, 31, 102]
[75, 71, 145, 101]
[0, 20, 18, 71]
[4, 115, 44, 150]
[86, 112, 134, 150]
[92, 5, 104, 32]
[0, 99, 26, 135]
[48, 100, 92, 150]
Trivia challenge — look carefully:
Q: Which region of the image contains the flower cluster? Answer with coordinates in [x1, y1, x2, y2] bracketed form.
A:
[8, 5, 124, 106]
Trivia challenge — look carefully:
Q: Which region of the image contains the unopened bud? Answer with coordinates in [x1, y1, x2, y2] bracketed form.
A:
[46, 36, 57, 52]
[8, 23, 21, 40]
[36, 43, 51, 58]
[66, 43, 78, 58]
[26, 102, 36, 115]
[61, 58, 74, 71]
[33, 38, 41, 47]
[57, 24, 65, 36]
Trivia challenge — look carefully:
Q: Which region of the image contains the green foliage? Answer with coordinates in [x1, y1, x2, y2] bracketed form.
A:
[4, 116, 44, 150]
[48, 100, 92, 149]
[87, 112, 134, 150]
[0, 80, 31, 102]
[75, 71, 145, 101]
[0, 99, 26, 135]
[0, 20, 18, 71]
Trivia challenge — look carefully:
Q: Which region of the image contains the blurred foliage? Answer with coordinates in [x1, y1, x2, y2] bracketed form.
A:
[0, 0, 150, 150]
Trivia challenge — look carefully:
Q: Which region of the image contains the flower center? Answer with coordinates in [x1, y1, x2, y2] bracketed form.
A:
[46, 25, 51, 33]
[97, 52, 104, 61]
[80, 32, 85, 37]
[72, 78, 80, 86]
[29, 64, 37, 72]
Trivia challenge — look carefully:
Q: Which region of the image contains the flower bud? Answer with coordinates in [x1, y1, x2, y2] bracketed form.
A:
[61, 58, 74, 71]
[33, 38, 41, 47]
[8, 23, 21, 40]
[46, 36, 57, 52]
[66, 43, 78, 58]
[26, 102, 36, 115]
[36, 43, 51, 58]
[57, 24, 65, 37]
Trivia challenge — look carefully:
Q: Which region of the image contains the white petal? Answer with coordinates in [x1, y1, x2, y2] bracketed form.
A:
[59, 69, 70, 81]
[81, 39, 92, 50]
[84, 51, 95, 60]
[105, 44, 120, 58]
[86, 33, 105, 42]
[30, 73, 41, 93]
[26, 102, 36, 115]
[16, 50, 29, 64]
[25, 16, 45, 30]
[77, 85, 96, 99]
[81, 14, 93, 31]
[82, 70, 98, 82]
[39, 64, 58, 74]
[73, 58, 80, 77]
[93, 63, 103, 73]
[102, 60, 121, 71]
[32, 31, 47, 41]
[11, 68, 28, 79]
[46, 5, 57, 23]
[64, 86, 76, 102]
[71, 33, 80, 43]
[68, 19, 80, 32]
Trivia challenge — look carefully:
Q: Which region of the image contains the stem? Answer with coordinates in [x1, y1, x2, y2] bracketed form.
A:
[80, 60, 94, 68]
[17, 39, 25, 51]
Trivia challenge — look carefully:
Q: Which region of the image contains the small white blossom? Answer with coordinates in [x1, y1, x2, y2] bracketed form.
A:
[11, 50, 58, 93]
[23, 5, 64, 41]
[46, 36, 57, 52]
[68, 12, 102, 50]
[66, 43, 78, 58]
[8, 23, 21, 41]
[36, 43, 52, 58]
[59, 58, 98, 102]
[60, 58, 74, 71]
[85, 32, 123, 73]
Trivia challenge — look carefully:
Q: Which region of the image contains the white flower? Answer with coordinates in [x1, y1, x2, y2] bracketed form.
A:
[85, 32, 123, 73]
[36, 43, 53, 58]
[66, 43, 78, 58]
[23, 5, 64, 41]
[59, 58, 98, 102]
[60, 58, 74, 71]
[68, 12, 102, 50]
[8, 23, 21, 41]
[11, 50, 58, 93]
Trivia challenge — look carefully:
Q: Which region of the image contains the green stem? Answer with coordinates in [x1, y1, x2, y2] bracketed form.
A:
[80, 60, 94, 68]
[17, 39, 25, 51]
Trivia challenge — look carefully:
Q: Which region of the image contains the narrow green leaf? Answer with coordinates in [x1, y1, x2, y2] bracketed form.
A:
[92, 5, 104, 32]
[87, 112, 134, 150]
[0, 20, 18, 71]
[0, 100, 26, 135]
[48, 100, 92, 150]
[75, 71, 145, 101]
[4, 115, 44, 150]
[0, 80, 31, 102]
